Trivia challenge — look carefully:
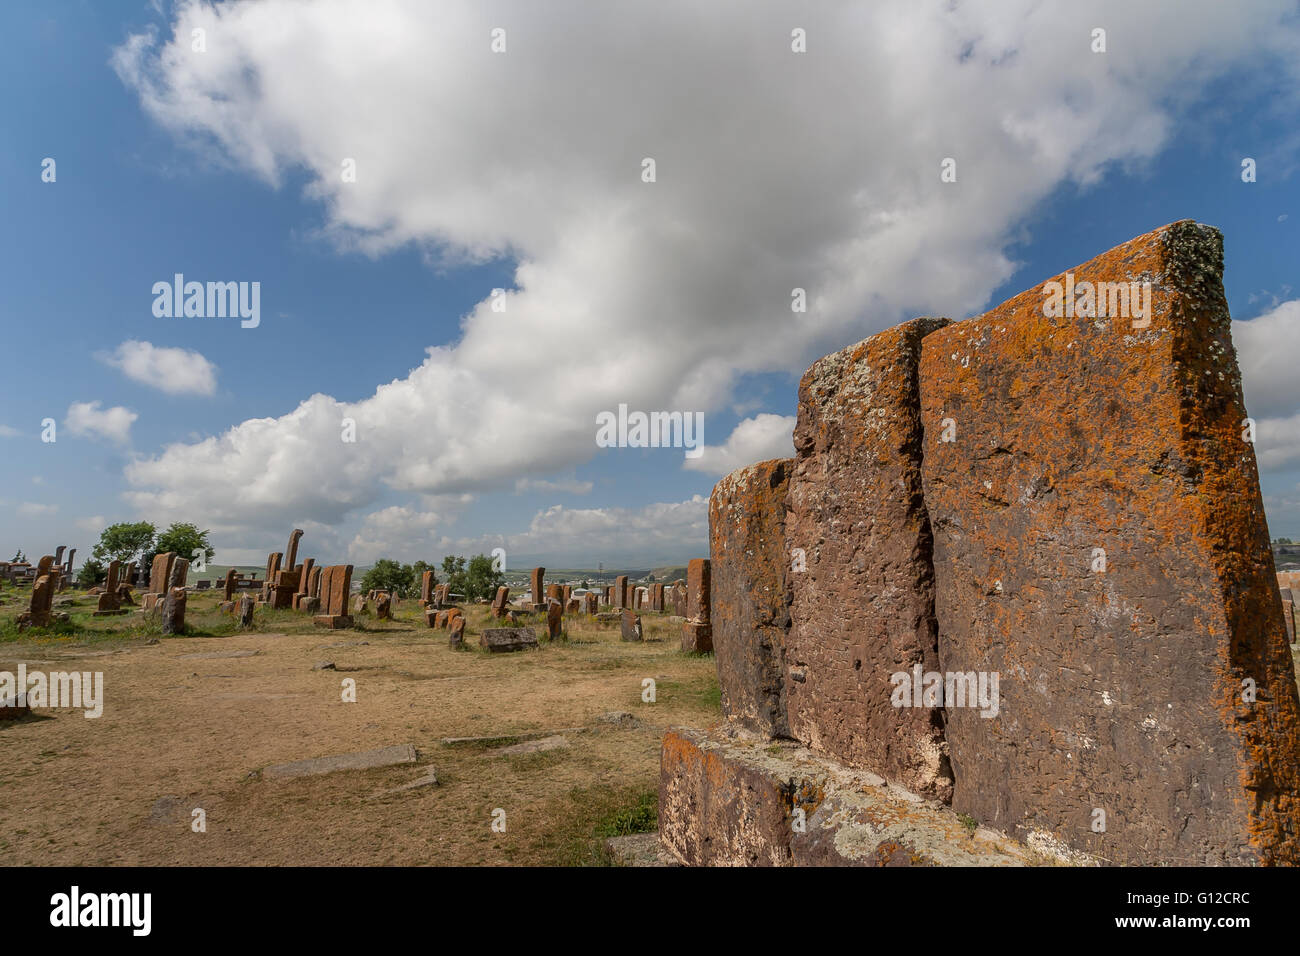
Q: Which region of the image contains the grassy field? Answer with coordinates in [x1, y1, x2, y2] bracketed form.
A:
[0, 584, 718, 866]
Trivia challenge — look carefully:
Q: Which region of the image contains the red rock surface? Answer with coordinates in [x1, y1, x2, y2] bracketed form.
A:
[919, 220, 1300, 864]
[709, 458, 793, 737]
[785, 317, 953, 801]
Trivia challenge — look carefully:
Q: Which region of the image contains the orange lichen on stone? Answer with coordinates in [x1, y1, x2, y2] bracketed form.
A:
[918, 220, 1300, 865]
[709, 458, 793, 737]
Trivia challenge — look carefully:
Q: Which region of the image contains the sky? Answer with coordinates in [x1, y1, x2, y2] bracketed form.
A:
[1, 0, 1299, 571]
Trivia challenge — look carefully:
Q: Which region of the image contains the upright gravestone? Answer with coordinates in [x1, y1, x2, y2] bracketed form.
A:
[680, 559, 712, 653]
[313, 565, 354, 629]
[94, 561, 125, 616]
[530, 567, 546, 611]
[491, 585, 510, 618]
[919, 220, 1300, 864]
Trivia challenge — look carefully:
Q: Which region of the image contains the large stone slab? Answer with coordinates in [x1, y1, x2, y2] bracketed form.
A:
[658, 726, 1035, 867]
[785, 317, 952, 800]
[709, 458, 793, 737]
[918, 220, 1300, 865]
[480, 628, 539, 653]
[262, 743, 417, 780]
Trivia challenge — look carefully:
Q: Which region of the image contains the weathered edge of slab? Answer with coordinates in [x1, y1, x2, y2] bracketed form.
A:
[262, 743, 417, 780]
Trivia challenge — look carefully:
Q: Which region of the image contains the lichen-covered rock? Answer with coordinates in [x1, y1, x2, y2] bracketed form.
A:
[919, 220, 1300, 865]
[785, 317, 953, 802]
[709, 458, 793, 737]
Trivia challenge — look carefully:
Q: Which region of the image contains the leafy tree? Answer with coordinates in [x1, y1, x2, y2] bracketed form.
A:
[440, 555, 467, 595]
[360, 559, 417, 596]
[463, 553, 505, 603]
[10, 549, 26, 563]
[91, 521, 156, 567]
[77, 558, 108, 589]
[154, 522, 216, 569]
[581, 579, 589, 589]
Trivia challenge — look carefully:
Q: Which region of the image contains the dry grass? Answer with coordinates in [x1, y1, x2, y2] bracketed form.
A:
[0, 588, 717, 866]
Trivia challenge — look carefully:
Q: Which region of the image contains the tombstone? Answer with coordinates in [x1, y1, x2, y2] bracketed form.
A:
[261, 552, 281, 603]
[309, 565, 323, 599]
[161, 586, 187, 635]
[434, 609, 449, 629]
[293, 557, 316, 608]
[621, 610, 643, 643]
[148, 552, 177, 598]
[602, 585, 613, 606]
[36, 554, 55, 578]
[491, 585, 510, 618]
[917, 221, 1300, 863]
[420, 571, 437, 606]
[546, 602, 564, 640]
[562, 585, 572, 606]
[352, 595, 368, 614]
[1282, 588, 1296, 644]
[447, 607, 464, 629]
[53, 546, 66, 568]
[671, 580, 686, 617]
[681, 559, 712, 652]
[530, 567, 546, 610]
[268, 533, 303, 610]
[711, 458, 793, 739]
[546, 583, 564, 605]
[62, 548, 76, 588]
[374, 592, 392, 621]
[94, 560, 126, 616]
[313, 565, 354, 629]
[223, 568, 239, 603]
[448, 616, 467, 649]
[566, 598, 581, 613]
[480, 628, 539, 653]
[121, 562, 138, 603]
[650, 583, 665, 612]
[583, 592, 598, 615]
[237, 595, 255, 628]
[506, 610, 521, 624]
[20, 574, 54, 628]
[615, 575, 629, 609]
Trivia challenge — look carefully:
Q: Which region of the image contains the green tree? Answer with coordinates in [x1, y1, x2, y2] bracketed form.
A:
[360, 559, 417, 596]
[440, 555, 467, 595]
[581, 579, 589, 589]
[77, 558, 108, 589]
[10, 549, 26, 563]
[154, 522, 216, 570]
[91, 521, 156, 567]
[463, 553, 505, 603]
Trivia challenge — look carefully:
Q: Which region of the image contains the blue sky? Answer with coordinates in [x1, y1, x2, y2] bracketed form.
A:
[2, 0, 1298, 569]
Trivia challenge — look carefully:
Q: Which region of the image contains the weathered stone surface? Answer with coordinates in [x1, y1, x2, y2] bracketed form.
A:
[298, 596, 320, 614]
[786, 317, 952, 801]
[421, 570, 437, 606]
[24, 573, 54, 628]
[919, 221, 1300, 865]
[94, 560, 123, 615]
[149, 552, 177, 596]
[546, 602, 564, 640]
[222, 568, 238, 602]
[565, 598, 581, 613]
[237, 595, 255, 627]
[1281, 588, 1296, 643]
[606, 832, 679, 867]
[480, 628, 539, 653]
[621, 610, 643, 642]
[374, 592, 392, 620]
[710, 458, 793, 738]
[161, 586, 187, 635]
[491, 585, 509, 617]
[681, 559, 712, 653]
[313, 565, 354, 629]
[530, 567, 545, 608]
[263, 743, 417, 780]
[546, 583, 563, 605]
[615, 575, 629, 609]
[583, 592, 598, 615]
[650, 583, 665, 612]
[448, 616, 466, 649]
[658, 726, 1036, 867]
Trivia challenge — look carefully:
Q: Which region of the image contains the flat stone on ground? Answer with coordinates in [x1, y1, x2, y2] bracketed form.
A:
[262, 743, 418, 780]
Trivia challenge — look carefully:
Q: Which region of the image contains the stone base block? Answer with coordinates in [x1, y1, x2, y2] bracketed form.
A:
[313, 614, 353, 629]
[659, 726, 1053, 867]
[680, 621, 713, 653]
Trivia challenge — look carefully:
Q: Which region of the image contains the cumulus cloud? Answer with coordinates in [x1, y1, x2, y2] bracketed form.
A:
[98, 340, 218, 396]
[683, 414, 796, 477]
[75, 515, 107, 533]
[514, 477, 593, 496]
[18, 503, 58, 518]
[110, 0, 1300, 544]
[1236, 299, 1300, 472]
[65, 401, 138, 445]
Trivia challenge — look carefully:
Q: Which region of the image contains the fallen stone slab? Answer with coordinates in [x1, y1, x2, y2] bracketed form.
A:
[262, 743, 418, 780]
[606, 832, 678, 867]
[369, 769, 439, 800]
[491, 734, 570, 756]
[658, 726, 1044, 867]
[479, 628, 538, 653]
[441, 726, 590, 747]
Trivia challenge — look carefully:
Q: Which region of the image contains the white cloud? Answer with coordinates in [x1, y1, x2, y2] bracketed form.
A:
[110, 0, 1300, 543]
[18, 502, 58, 518]
[1236, 299, 1300, 472]
[98, 340, 218, 396]
[75, 515, 107, 533]
[683, 414, 796, 477]
[65, 401, 138, 445]
[0, 425, 20, 438]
